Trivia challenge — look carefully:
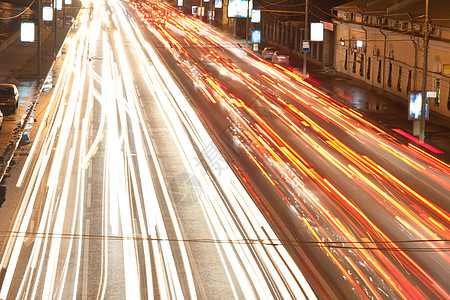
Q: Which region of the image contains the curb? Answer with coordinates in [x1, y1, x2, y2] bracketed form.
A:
[0, 32, 19, 54]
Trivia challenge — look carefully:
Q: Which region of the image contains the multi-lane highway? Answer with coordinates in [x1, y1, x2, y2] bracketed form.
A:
[127, 1, 449, 299]
[0, 1, 316, 299]
[0, 0, 449, 299]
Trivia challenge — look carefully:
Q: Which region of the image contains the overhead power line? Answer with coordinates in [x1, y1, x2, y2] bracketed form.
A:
[0, 0, 36, 20]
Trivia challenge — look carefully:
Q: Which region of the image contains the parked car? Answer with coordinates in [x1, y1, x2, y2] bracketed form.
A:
[0, 110, 3, 130]
[0, 83, 19, 112]
[271, 51, 290, 65]
[262, 47, 276, 60]
[65, 16, 74, 25]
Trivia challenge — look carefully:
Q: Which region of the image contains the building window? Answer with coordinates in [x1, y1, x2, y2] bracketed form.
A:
[344, 50, 348, 70]
[377, 60, 382, 83]
[406, 70, 412, 95]
[447, 82, 450, 110]
[353, 52, 357, 73]
[359, 54, 364, 76]
[397, 66, 402, 92]
[367, 57, 371, 80]
[435, 78, 440, 106]
[387, 62, 392, 87]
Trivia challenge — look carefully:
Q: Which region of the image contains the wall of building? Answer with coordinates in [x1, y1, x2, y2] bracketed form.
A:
[261, 19, 335, 68]
[334, 20, 450, 117]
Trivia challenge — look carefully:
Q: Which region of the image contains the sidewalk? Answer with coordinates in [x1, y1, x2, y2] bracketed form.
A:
[299, 62, 450, 163]
[0, 21, 76, 184]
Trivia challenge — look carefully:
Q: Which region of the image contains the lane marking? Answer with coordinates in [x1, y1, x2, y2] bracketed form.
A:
[82, 219, 90, 300]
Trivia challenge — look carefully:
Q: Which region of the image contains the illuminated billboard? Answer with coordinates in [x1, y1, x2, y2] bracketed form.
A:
[43, 6, 53, 21]
[251, 9, 260, 23]
[21, 22, 35, 42]
[251, 30, 261, 43]
[310, 22, 323, 41]
[408, 92, 429, 120]
[227, 0, 253, 18]
[192, 6, 198, 16]
[215, 0, 223, 9]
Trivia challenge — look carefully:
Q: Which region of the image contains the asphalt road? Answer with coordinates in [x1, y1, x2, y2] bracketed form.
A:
[126, 1, 450, 299]
[0, 0, 449, 299]
[0, 1, 316, 299]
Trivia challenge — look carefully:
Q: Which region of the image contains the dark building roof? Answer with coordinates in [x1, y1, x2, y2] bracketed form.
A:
[334, 0, 450, 27]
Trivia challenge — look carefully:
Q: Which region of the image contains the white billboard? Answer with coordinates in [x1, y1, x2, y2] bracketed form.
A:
[215, 0, 223, 9]
[21, 22, 35, 42]
[43, 6, 53, 21]
[251, 9, 260, 23]
[192, 6, 198, 16]
[310, 22, 324, 41]
[227, 0, 253, 18]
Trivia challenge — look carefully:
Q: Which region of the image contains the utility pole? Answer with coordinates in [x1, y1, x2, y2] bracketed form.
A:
[37, 0, 42, 75]
[199, 0, 203, 21]
[302, 0, 309, 76]
[419, 0, 429, 142]
[246, 0, 250, 44]
[63, 0, 65, 29]
[54, 0, 57, 54]
[209, 0, 213, 25]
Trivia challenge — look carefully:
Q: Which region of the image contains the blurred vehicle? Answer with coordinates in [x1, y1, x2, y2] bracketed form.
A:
[65, 16, 74, 25]
[262, 47, 276, 60]
[0, 83, 19, 112]
[0, 110, 3, 130]
[271, 51, 290, 65]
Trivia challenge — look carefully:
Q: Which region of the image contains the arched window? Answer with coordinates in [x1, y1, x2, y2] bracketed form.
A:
[387, 44, 394, 60]
[433, 56, 442, 74]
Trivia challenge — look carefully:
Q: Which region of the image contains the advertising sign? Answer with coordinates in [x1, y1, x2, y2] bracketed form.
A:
[443, 64, 450, 75]
[56, 0, 62, 10]
[43, 6, 53, 21]
[177, 0, 183, 6]
[65, 0, 72, 5]
[302, 41, 310, 52]
[227, 0, 253, 18]
[21, 22, 35, 42]
[215, 0, 223, 9]
[251, 30, 261, 43]
[408, 92, 429, 120]
[322, 21, 333, 31]
[192, 6, 198, 16]
[310, 22, 324, 41]
[251, 9, 260, 23]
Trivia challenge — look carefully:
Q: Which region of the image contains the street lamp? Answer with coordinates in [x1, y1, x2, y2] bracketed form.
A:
[303, 0, 309, 76]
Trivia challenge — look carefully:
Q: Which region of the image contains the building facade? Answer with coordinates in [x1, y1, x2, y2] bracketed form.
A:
[333, 0, 450, 117]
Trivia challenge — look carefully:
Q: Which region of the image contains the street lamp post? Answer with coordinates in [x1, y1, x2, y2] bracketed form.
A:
[419, 0, 429, 142]
[303, 0, 309, 76]
[37, 0, 42, 75]
[246, 0, 250, 44]
[54, 0, 57, 53]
